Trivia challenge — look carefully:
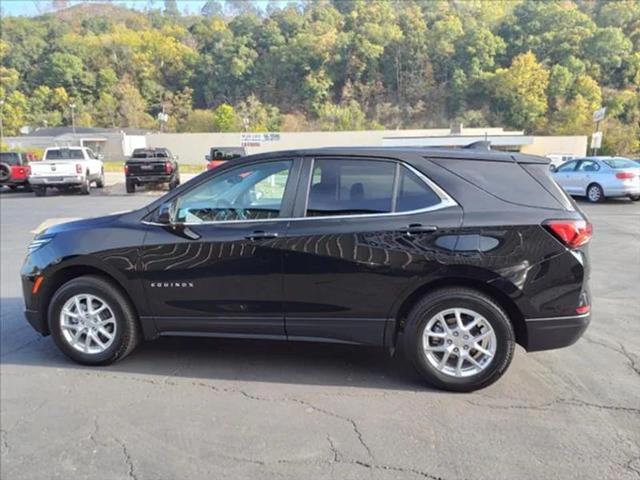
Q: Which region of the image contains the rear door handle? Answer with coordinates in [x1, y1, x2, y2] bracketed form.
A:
[399, 224, 438, 235]
[245, 231, 279, 241]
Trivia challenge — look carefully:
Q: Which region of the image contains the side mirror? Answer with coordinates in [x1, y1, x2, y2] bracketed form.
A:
[205, 154, 211, 161]
[98, 154, 104, 161]
[549, 164, 557, 172]
[156, 201, 175, 224]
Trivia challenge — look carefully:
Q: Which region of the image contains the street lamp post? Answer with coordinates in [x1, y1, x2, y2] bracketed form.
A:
[69, 102, 76, 135]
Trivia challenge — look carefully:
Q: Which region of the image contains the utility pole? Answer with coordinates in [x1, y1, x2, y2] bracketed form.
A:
[69, 102, 76, 135]
[0, 99, 4, 141]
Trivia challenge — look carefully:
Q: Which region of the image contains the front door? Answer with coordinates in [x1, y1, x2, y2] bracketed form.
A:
[141, 159, 298, 337]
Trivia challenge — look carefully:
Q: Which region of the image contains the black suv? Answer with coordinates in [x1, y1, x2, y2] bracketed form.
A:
[21, 148, 592, 391]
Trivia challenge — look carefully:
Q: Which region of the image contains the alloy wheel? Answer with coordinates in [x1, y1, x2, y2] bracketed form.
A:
[60, 294, 117, 354]
[588, 185, 601, 202]
[422, 308, 497, 378]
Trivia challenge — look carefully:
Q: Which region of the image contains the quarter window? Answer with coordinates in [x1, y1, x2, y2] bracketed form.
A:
[396, 166, 441, 212]
[174, 160, 292, 223]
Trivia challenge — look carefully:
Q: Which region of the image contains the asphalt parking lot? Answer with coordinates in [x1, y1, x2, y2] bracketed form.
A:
[1, 185, 639, 480]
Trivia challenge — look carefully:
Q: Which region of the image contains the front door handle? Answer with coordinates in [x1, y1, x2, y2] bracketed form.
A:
[399, 224, 438, 235]
[245, 231, 279, 241]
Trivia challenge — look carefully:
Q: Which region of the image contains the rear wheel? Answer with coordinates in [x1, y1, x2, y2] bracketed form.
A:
[126, 179, 135, 194]
[33, 186, 46, 197]
[80, 175, 91, 195]
[586, 183, 604, 203]
[630, 195, 640, 201]
[48, 276, 140, 365]
[168, 176, 179, 190]
[96, 170, 105, 188]
[403, 287, 515, 392]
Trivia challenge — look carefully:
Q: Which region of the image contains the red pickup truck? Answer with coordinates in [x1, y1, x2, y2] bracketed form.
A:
[0, 152, 32, 190]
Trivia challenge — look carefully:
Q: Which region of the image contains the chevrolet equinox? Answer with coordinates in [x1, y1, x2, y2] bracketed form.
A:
[22, 147, 592, 391]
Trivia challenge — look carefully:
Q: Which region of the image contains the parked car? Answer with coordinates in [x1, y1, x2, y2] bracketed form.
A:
[552, 156, 640, 202]
[205, 147, 245, 170]
[29, 147, 104, 197]
[125, 148, 180, 193]
[21, 147, 592, 392]
[0, 151, 31, 191]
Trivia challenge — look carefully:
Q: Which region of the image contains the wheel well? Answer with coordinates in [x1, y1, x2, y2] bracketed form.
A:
[38, 265, 140, 334]
[394, 278, 527, 348]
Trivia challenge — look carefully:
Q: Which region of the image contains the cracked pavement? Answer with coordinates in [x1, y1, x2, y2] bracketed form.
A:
[1, 188, 639, 479]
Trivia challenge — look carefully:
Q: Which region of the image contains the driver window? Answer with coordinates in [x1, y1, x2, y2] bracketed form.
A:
[557, 161, 577, 172]
[174, 160, 292, 224]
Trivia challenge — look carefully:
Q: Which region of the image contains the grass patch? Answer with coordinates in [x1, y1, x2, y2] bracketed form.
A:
[103, 161, 205, 174]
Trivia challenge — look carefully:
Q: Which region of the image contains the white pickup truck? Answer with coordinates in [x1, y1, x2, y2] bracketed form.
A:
[29, 147, 105, 197]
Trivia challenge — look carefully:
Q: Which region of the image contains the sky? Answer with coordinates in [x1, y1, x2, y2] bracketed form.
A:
[0, 1, 272, 17]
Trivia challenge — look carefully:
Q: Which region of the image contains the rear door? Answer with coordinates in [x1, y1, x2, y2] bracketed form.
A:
[553, 160, 580, 194]
[281, 156, 462, 346]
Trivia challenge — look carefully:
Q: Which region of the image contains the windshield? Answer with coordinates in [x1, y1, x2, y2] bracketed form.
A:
[603, 158, 637, 169]
[45, 149, 84, 160]
[0, 152, 21, 165]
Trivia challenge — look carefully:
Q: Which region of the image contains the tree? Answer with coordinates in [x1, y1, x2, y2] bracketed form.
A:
[211, 104, 240, 132]
[181, 109, 215, 132]
[164, 0, 179, 16]
[316, 100, 367, 131]
[1, 90, 28, 135]
[201, 0, 223, 17]
[236, 95, 281, 132]
[492, 52, 549, 131]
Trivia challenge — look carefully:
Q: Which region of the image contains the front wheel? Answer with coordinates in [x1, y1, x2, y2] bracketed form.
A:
[403, 287, 515, 392]
[630, 195, 640, 202]
[48, 276, 140, 365]
[587, 183, 604, 203]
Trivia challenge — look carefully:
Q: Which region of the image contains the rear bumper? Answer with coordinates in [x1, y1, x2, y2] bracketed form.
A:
[0, 178, 29, 186]
[127, 174, 173, 184]
[29, 176, 83, 186]
[604, 184, 640, 197]
[524, 312, 591, 352]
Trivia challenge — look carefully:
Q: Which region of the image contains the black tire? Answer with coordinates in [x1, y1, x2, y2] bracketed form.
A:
[126, 179, 135, 194]
[9, 185, 18, 190]
[96, 170, 105, 188]
[168, 176, 179, 190]
[586, 183, 604, 203]
[630, 195, 640, 201]
[33, 186, 46, 197]
[80, 175, 91, 195]
[402, 287, 515, 392]
[0, 163, 10, 182]
[48, 275, 141, 365]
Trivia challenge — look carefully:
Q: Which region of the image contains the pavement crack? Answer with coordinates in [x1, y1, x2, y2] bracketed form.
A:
[114, 437, 138, 480]
[327, 435, 341, 463]
[582, 336, 640, 377]
[465, 397, 640, 415]
[348, 459, 446, 479]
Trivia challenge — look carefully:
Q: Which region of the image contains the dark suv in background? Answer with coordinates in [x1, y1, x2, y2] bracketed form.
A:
[124, 147, 180, 193]
[21, 147, 592, 391]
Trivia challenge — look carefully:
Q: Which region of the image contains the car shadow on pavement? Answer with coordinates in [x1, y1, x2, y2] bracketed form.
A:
[1, 297, 434, 393]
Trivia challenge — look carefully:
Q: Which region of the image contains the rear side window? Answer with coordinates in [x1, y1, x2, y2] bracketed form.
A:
[603, 158, 636, 169]
[305, 159, 444, 217]
[307, 159, 395, 216]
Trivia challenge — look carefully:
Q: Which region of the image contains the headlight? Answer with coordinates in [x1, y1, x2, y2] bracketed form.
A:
[28, 235, 54, 254]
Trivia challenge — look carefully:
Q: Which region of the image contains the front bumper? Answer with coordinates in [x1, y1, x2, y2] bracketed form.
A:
[29, 176, 84, 186]
[524, 312, 591, 351]
[25, 308, 48, 335]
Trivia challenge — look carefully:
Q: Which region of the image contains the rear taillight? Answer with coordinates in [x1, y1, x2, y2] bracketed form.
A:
[76, 164, 82, 174]
[165, 162, 173, 174]
[544, 219, 593, 248]
[124, 164, 129, 175]
[616, 171, 635, 180]
[17, 168, 25, 176]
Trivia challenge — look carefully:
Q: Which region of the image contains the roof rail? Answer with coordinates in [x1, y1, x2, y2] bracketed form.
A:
[463, 140, 491, 150]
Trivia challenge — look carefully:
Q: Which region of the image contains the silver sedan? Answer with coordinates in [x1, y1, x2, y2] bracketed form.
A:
[552, 156, 640, 203]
